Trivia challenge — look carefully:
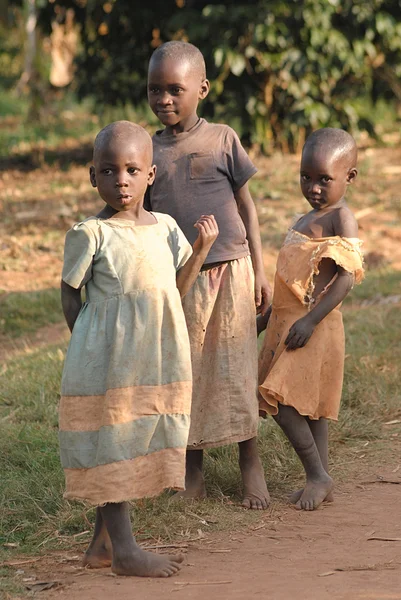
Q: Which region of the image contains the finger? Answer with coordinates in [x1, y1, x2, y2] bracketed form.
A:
[287, 335, 302, 350]
[285, 332, 298, 349]
[260, 296, 270, 315]
[195, 217, 212, 234]
[194, 222, 206, 235]
[199, 215, 218, 232]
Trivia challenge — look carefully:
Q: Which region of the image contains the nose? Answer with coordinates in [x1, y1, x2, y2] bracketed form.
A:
[115, 173, 128, 187]
[158, 91, 173, 107]
[311, 182, 321, 194]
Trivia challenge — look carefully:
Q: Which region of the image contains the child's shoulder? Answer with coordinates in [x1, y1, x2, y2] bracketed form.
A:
[200, 120, 241, 144]
[152, 212, 178, 229]
[66, 217, 103, 240]
[332, 204, 358, 238]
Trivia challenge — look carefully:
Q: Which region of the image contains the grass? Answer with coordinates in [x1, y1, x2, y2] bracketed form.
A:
[345, 267, 401, 305]
[1, 294, 400, 564]
[0, 289, 63, 338]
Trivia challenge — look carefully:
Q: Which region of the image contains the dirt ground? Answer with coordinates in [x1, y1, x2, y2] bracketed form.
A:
[1, 144, 401, 599]
[7, 459, 400, 600]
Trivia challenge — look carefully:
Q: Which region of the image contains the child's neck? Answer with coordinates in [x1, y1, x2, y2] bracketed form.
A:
[163, 114, 200, 136]
[99, 203, 156, 225]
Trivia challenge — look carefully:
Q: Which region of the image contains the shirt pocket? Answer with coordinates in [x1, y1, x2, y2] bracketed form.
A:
[189, 152, 216, 180]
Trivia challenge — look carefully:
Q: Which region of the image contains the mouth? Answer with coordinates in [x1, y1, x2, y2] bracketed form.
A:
[117, 194, 132, 204]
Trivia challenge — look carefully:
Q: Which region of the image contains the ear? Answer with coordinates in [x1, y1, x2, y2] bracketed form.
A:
[347, 168, 357, 185]
[147, 164, 157, 186]
[199, 79, 210, 100]
[89, 166, 97, 188]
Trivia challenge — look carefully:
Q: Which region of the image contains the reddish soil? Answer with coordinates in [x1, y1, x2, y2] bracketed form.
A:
[9, 462, 400, 600]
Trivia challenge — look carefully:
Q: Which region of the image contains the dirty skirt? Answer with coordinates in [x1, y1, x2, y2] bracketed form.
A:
[259, 230, 364, 421]
[182, 256, 259, 448]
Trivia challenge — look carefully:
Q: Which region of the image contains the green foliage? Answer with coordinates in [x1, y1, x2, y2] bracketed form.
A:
[35, 0, 401, 151]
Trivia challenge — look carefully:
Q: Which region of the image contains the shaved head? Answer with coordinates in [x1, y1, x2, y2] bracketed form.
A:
[303, 128, 357, 170]
[93, 121, 153, 166]
[149, 41, 206, 80]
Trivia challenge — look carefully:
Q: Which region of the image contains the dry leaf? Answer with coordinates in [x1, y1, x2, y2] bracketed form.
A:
[25, 581, 62, 592]
[318, 571, 336, 577]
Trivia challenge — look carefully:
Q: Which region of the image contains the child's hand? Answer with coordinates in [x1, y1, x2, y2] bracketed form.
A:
[285, 315, 315, 350]
[257, 305, 272, 337]
[193, 215, 219, 254]
[255, 273, 272, 316]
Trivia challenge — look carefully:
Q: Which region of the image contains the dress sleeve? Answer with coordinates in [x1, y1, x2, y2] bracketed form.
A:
[223, 127, 258, 191]
[62, 222, 97, 288]
[309, 237, 365, 285]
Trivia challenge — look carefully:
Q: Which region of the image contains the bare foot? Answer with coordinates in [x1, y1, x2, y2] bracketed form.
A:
[173, 460, 207, 501]
[289, 488, 334, 505]
[240, 452, 270, 510]
[82, 544, 112, 569]
[112, 548, 184, 577]
[295, 476, 334, 511]
[82, 510, 112, 568]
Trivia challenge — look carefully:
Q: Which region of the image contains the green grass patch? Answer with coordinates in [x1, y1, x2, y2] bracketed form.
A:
[345, 267, 401, 305]
[1, 301, 400, 558]
[0, 288, 63, 338]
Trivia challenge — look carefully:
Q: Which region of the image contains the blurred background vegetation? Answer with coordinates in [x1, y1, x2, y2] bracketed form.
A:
[1, 0, 401, 153]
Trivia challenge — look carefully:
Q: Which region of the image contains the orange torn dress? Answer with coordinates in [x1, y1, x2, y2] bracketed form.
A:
[259, 229, 364, 421]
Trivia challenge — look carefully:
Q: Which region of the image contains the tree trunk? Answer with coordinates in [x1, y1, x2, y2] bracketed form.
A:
[16, 0, 37, 94]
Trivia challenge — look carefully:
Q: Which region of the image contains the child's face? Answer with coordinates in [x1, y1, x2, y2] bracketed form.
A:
[90, 139, 156, 212]
[300, 147, 357, 210]
[147, 58, 209, 131]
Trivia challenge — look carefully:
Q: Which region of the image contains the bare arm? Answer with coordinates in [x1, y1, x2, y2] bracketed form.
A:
[285, 267, 353, 350]
[285, 207, 359, 350]
[176, 215, 219, 298]
[61, 280, 83, 333]
[234, 182, 271, 314]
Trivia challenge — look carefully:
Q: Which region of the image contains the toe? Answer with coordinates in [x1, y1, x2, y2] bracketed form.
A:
[295, 500, 302, 510]
[241, 498, 251, 509]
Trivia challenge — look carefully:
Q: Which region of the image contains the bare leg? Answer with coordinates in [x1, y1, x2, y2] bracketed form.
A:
[289, 418, 334, 504]
[274, 405, 333, 511]
[82, 507, 112, 568]
[173, 449, 206, 500]
[100, 502, 183, 577]
[239, 437, 270, 510]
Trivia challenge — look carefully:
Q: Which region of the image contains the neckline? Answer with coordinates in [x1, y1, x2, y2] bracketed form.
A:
[98, 212, 159, 227]
[289, 228, 360, 243]
[155, 117, 204, 140]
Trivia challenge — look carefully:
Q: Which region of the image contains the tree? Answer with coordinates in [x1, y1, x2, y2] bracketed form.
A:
[37, 0, 401, 151]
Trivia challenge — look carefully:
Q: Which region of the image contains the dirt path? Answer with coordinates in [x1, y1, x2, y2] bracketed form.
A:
[14, 466, 400, 600]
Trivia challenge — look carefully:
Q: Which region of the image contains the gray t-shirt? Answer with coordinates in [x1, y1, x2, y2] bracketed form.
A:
[148, 118, 257, 264]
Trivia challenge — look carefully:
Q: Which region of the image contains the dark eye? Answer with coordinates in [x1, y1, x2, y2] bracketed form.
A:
[102, 169, 113, 175]
[171, 86, 183, 95]
[301, 174, 310, 181]
[148, 86, 159, 94]
[127, 167, 138, 175]
[321, 176, 332, 183]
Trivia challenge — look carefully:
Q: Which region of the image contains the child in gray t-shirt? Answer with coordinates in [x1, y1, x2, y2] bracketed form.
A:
[147, 41, 271, 510]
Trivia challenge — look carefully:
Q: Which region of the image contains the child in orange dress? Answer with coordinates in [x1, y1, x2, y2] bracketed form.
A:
[258, 128, 364, 511]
